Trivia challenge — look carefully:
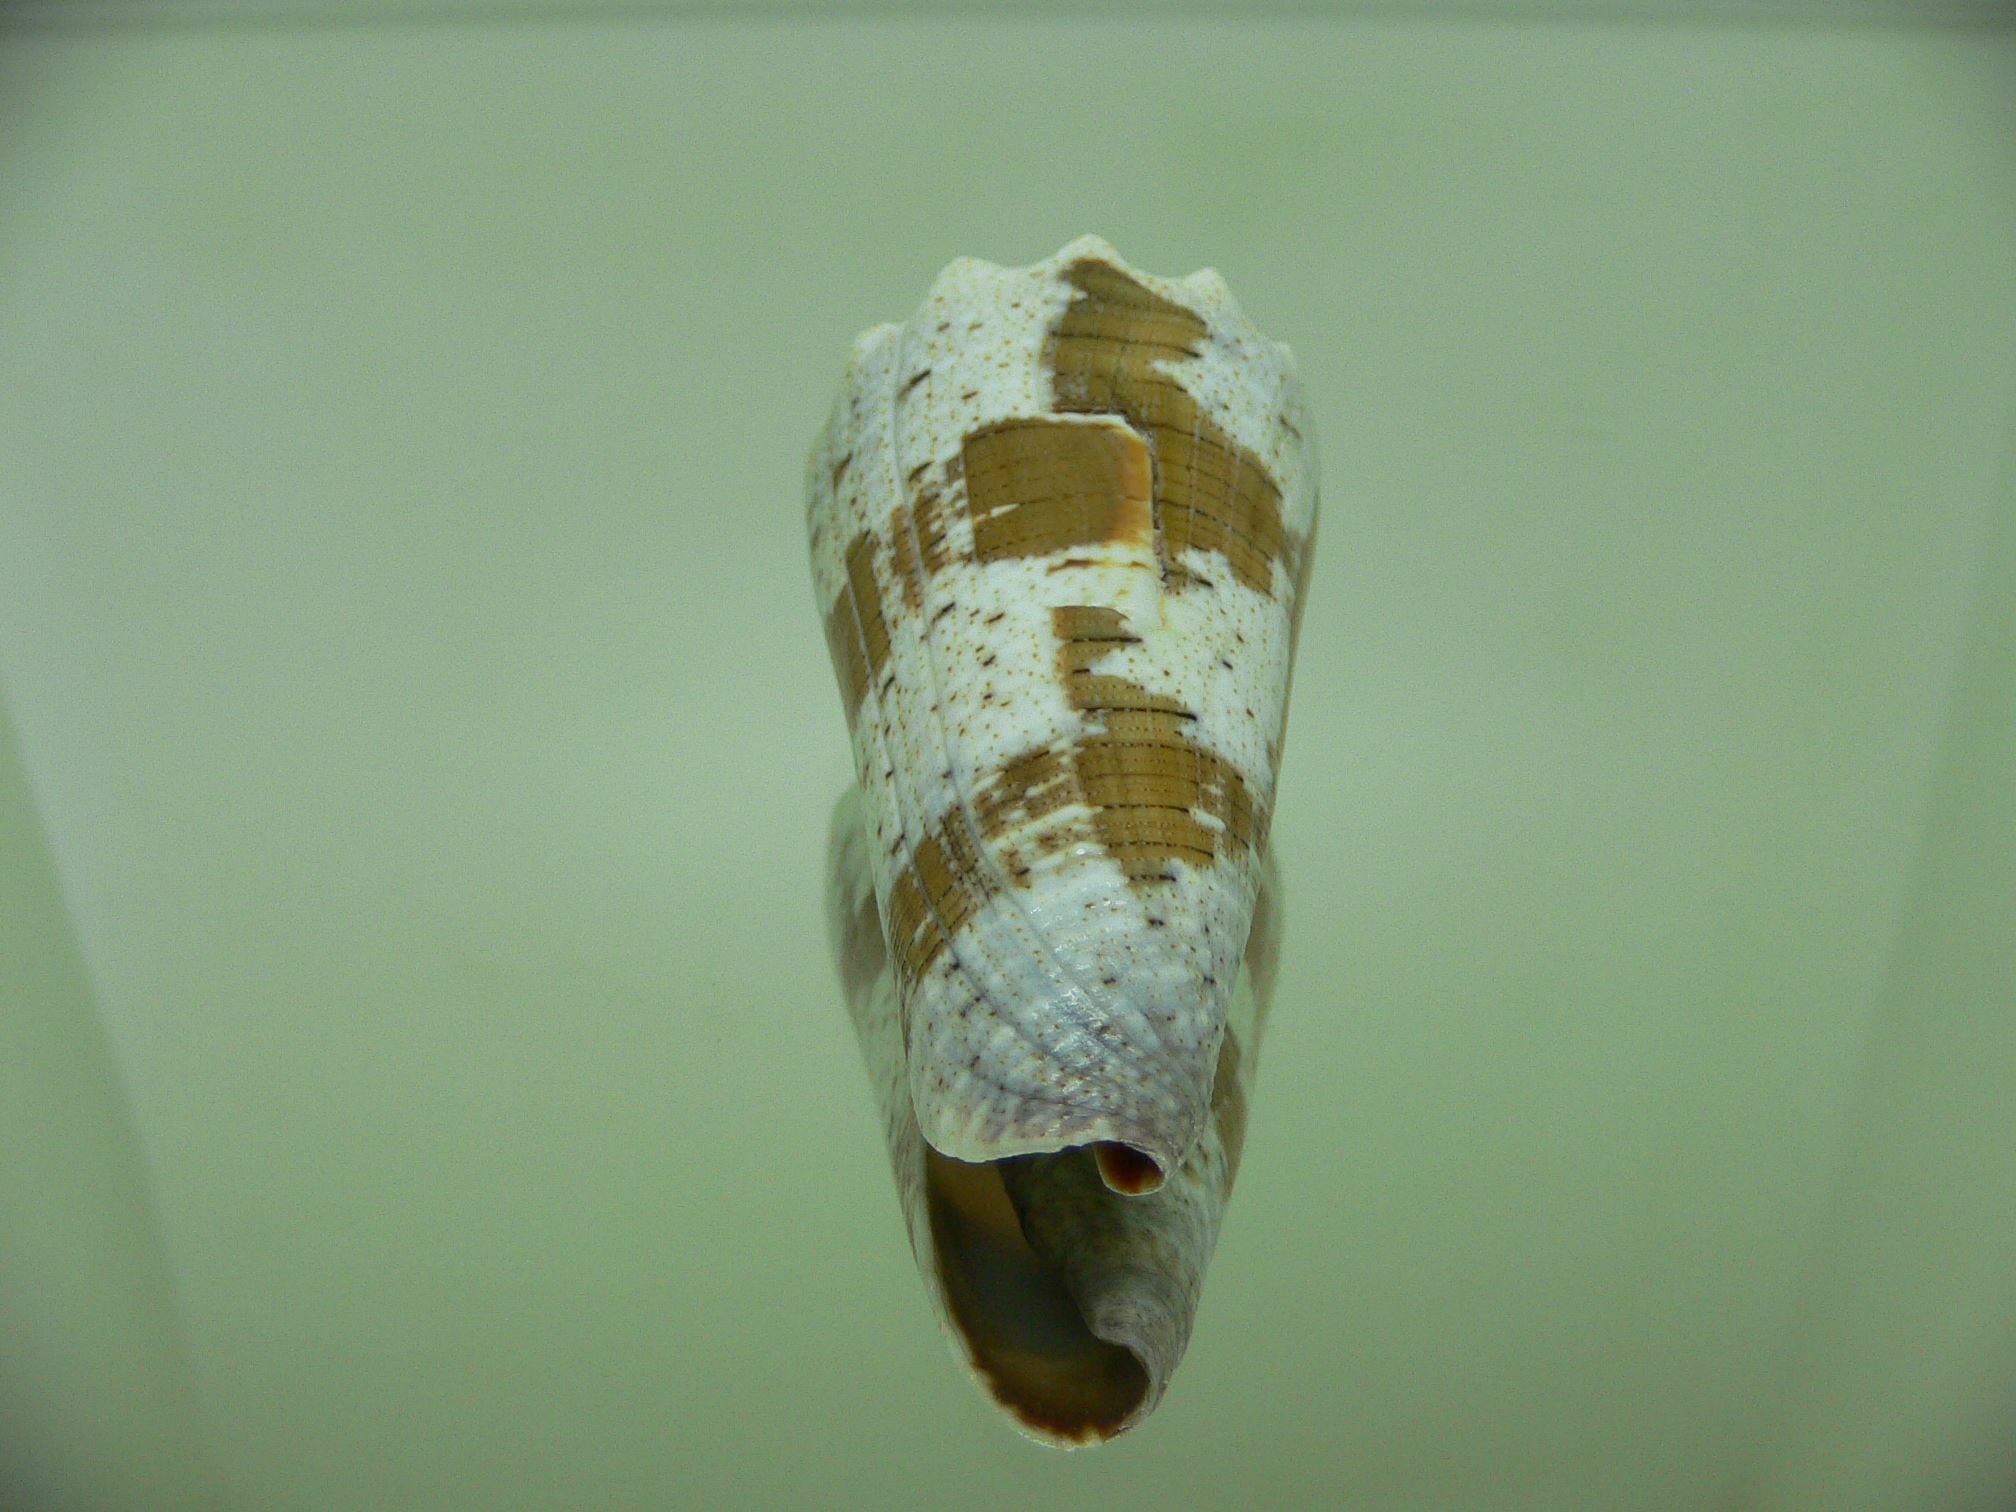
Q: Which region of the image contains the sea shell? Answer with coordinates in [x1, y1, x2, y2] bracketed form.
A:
[809, 235, 1317, 1445]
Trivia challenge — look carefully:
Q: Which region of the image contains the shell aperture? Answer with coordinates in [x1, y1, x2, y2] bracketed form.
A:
[810, 237, 1316, 1445]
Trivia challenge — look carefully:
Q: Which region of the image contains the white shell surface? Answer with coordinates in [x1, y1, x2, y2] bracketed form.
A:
[825, 790, 1280, 1445]
[808, 235, 1318, 1185]
[810, 237, 1316, 1444]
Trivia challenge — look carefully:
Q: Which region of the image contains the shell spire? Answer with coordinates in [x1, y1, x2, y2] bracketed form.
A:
[811, 237, 1316, 1444]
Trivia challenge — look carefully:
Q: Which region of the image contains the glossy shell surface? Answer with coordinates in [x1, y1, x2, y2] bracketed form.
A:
[811, 236, 1316, 1444]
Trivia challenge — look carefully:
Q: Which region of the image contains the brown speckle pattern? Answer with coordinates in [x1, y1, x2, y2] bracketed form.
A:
[1048, 260, 1298, 597]
[811, 238, 1314, 1446]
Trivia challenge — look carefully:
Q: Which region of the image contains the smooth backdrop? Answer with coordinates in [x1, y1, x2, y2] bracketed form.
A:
[2, 13, 2013, 1511]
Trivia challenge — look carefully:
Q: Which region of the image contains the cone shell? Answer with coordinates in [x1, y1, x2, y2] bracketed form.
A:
[810, 237, 1316, 1444]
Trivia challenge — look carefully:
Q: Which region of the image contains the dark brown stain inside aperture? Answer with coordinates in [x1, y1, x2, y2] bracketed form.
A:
[1092, 1141, 1163, 1195]
[923, 1150, 1149, 1444]
[1046, 259, 1295, 597]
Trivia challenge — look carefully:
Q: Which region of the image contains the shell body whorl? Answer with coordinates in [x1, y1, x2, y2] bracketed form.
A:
[812, 237, 1315, 1444]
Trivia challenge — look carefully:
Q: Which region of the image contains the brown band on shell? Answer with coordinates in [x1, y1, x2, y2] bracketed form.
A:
[822, 531, 894, 729]
[1051, 604, 1134, 652]
[1050, 605, 1264, 885]
[1046, 259, 1295, 598]
[822, 596, 868, 727]
[1077, 726, 1259, 882]
[913, 476, 957, 576]
[975, 747, 1084, 845]
[962, 418, 1154, 563]
[846, 532, 892, 679]
[883, 742, 1088, 993]
[880, 587, 1270, 988]
[888, 504, 923, 611]
[886, 815, 997, 995]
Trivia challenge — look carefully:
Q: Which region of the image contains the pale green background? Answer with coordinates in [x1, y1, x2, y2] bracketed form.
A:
[2, 9, 2014, 1511]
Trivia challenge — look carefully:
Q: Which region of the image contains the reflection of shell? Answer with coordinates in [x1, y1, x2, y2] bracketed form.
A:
[809, 236, 1317, 1445]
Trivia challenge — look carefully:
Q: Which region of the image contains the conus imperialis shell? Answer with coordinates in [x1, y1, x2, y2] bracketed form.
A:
[809, 235, 1317, 1446]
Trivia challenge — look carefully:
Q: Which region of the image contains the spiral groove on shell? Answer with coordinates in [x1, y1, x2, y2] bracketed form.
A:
[811, 237, 1316, 1444]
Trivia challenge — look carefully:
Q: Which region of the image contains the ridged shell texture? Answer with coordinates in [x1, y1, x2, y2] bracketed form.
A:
[812, 236, 1316, 1444]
